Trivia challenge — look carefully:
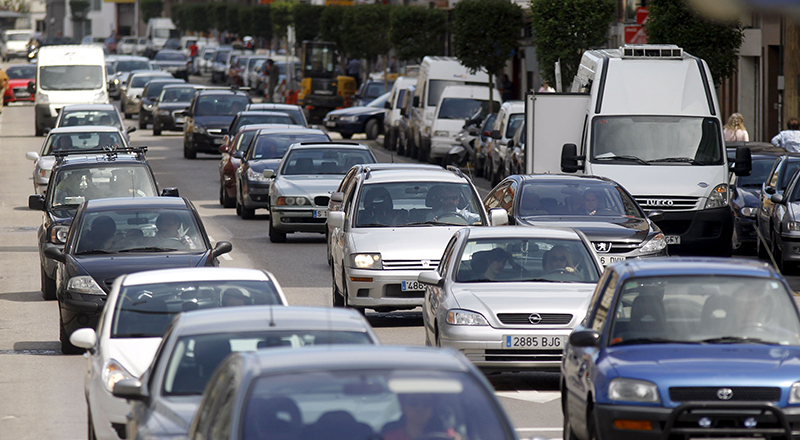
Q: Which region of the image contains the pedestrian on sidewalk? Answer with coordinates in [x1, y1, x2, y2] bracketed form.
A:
[772, 118, 800, 153]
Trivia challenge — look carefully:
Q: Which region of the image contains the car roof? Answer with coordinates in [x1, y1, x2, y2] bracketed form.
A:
[361, 167, 471, 184]
[351, 163, 443, 173]
[462, 225, 583, 241]
[162, 83, 202, 90]
[196, 89, 249, 97]
[85, 196, 189, 211]
[247, 103, 303, 110]
[287, 142, 370, 151]
[122, 267, 271, 286]
[611, 256, 780, 279]
[255, 127, 327, 136]
[59, 104, 118, 111]
[239, 124, 305, 133]
[237, 111, 293, 116]
[171, 306, 375, 336]
[145, 79, 184, 84]
[518, 174, 619, 185]
[49, 126, 123, 134]
[114, 55, 149, 61]
[55, 153, 148, 169]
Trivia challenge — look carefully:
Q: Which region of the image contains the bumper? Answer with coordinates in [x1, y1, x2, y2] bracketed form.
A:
[189, 132, 225, 154]
[243, 182, 271, 209]
[323, 119, 362, 134]
[35, 104, 60, 130]
[652, 206, 733, 255]
[734, 214, 757, 245]
[5, 87, 34, 103]
[123, 97, 141, 115]
[777, 233, 800, 262]
[59, 291, 104, 336]
[154, 113, 182, 131]
[344, 267, 430, 310]
[593, 402, 800, 440]
[270, 206, 328, 233]
[430, 137, 459, 159]
[139, 107, 154, 124]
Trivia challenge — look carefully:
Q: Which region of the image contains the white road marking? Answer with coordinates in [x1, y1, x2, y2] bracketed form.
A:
[495, 390, 561, 404]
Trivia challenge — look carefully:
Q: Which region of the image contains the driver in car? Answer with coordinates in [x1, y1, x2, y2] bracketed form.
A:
[542, 245, 577, 274]
[428, 186, 480, 224]
[154, 212, 195, 249]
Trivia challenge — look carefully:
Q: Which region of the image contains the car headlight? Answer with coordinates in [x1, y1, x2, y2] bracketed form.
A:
[246, 167, 271, 183]
[66, 276, 105, 295]
[639, 233, 667, 254]
[339, 116, 358, 122]
[194, 125, 207, 135]
[740, 206, 758, 218]
[351, 253, 382, 269]
[143, 102, 154, 111]
[49, 225, 69, 244]
[113, 78, 120, 85]
[788, 221, 800, 232]
[446, 309, 488, 326]
[704, 184, 729, 209]
[789, 382, 800, 403]
[608, 378, 660, 403]
[434, 130, 449, 138]
[103, 359, 134, 393]
[276, 196, 311, 206]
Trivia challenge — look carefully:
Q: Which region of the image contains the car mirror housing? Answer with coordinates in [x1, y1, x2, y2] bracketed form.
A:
[212, 241, 233, 258]
[771, 193, 785, 204]
[126, 126, 136, 133]
[488, 208, 509, 226]
[233, 150, 244, 159]
[561, 143, 584, 173]
[28, 194, 45, 211]
[569, 330, 600, 347]
[262, 169, 275, 179]
[160, 187, 180, 197]
[43, 244, 66, 263]
[25, 151, 40, 161]
[328, 211, 345, 229]
[112, 378, 148, 402]
[418, 271, 442, 287]
[69, 328, 97, 352]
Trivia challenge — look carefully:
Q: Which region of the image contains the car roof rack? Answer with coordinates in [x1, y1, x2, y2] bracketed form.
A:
[53, 145, 148, 163]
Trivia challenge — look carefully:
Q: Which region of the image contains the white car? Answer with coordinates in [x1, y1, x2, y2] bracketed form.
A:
[69, 267, 288, 440]
[53, 103, 136, 142]
[121, 70, 174, 118]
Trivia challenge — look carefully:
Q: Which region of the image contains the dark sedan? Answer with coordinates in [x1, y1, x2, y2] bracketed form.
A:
[323, 92, 388, 140]
[45, 197, 232, 353]
[484, 174, 667, 266]
[152, 49, 191, 80]
[182, 89, 251, 159]
[152, 84, 201, 136]
[226, 111, 295, 142]
[138, 78, 185, 129]
[730, 153, 781, 253]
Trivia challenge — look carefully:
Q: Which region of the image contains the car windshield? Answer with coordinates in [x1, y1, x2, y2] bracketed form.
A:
[214, 50, 231, 63]
[73, 208, 207, 254]
[115, 60, 151, 72]
[145, 82, 180, 98]
[608, 275, 800, 346]
[281, 148, 374, 175]
[515, 181, 643, 217]
[159, 87, 196, 103]
[251, 133, 329, 159]
[250, 58, 266, 69]
[427, 80, 485, 107]
[154, 29, 171, 39]
[456, 237, 599, 283]
[6, 33, 30, 41]
[438, 98, 494, 120]
[355, 182, 484, 227]
[111, 281, 282, 339]
[49, 166, 157, 209]
[203, 50, 216, 60]
[242, 369, 511, 440]
[737, 157, 777, 188]
[131, 75, 168, 88]
[237, 57, 249, 68]
[39, 65, 103, 91]
[234, 114, 294, 132]
[156, 52, 187, 62]
[364, 81, 393, 99]
[58, 110, 122, 129]
[6, 65, 35, 79]
[43, 131, 126, 155]
[162, 330, 374, 396]
[247, 106, 306, 127]
[779, 160, 800, 191]
[592, 116, 724, 165]
[195, 95, 250, 116]
[366, 93, 390, 108]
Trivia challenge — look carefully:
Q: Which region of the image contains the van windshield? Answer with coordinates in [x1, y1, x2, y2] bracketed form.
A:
[427, 80, 485, 107]
[437, 98, 492, 120]
[39, 66, 104, 91]
[591, 116, 723, 165]
[154, 29, 171, 39]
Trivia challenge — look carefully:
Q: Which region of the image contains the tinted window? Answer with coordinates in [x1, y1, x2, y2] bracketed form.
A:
[145, 82, 181, 98]
[195, 95, 250, 116]
[155, 51, 187, 61]
[44, 131, 126, 155]
[159, 87, 197, 103]
[115, 61, 151, 72]
[438, 98, 492, 120]
[6, 65, 35, 79]
[737, 157, 777, 189]
[517, 181, 642, 217]
[251, 133, 329, 159]
[234, 114, 294, 132]
[40, 66, 103, 91]
[780, 160, 800, 191]
[50, 165, 157, 209]
[281, 148, 375, 176]
[58, 110, 121, 129]
[355, 182, 484, 227]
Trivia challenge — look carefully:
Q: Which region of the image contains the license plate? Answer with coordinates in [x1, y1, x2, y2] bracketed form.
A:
[175, 116, 185, 124]
[325, 121, 336, 127]
[599, 255, 626, 266]
[313, 210, 327, 218]
[15, 91, 29, 97]
[401, 280, 425, 291]
[504, 335, 564, 349]
[665, 235, 681, 245]
[213, 138, 223, 144]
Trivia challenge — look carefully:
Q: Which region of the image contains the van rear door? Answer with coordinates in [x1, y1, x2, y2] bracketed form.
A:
[527, 93, 589, 174]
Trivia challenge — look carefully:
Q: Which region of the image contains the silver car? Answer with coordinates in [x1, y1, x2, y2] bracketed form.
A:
[113, 306, 379, 440]
[328, 165, 509, 314]
[419, 226, 602, 373]
[53, 103, 136, 142]
[121, 71, 174, 118]
[265, 142, 377, 242]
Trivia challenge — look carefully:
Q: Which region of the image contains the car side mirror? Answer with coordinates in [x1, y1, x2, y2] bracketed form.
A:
[212, 241, 233, 258]
[488, 208, 509, 226]
[507, 139, 515, 149]
[771, 193, 785, 204]
[233, 150, 244, 159]
[26, 151, 40, 161]
[176, 110, 188, 117]
[126, 126, 136, 133]
[28, 194, 45, 211]
[418, 271, 443, 287]
[647, 210, 665, 222]
[27, 80, 35, 94]
[69, 328, 97, 353]
[569, 330, 600, 347]
[468, 127, 479, 136]
[413, 96, 419, 107]
[731, 147, 752, 176]
[218, 144, 230, 154]
[112, 378, 148, 402]
[262, 169, 275, 179]
[44, 244, 66, 263]
[160, 187, 179, 197]
[328, 211, 345, 229]
[561, 143, 584, 173]
[330, 192, 344, 203]
[765, 186, 776, 195]
[490, 130, 501, 140]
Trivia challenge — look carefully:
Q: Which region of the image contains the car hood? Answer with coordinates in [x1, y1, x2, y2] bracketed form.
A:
[518, 216, 650, 243]
[736, 187, 761, 207]
[194, 115, 234, 129]
[106, 337, 162, 378]
[155, 102, 191, 111]
[147, 395, 202, 435]
[37, 155, 56, 172]
[327, 106, 385, 117]
[451, 282, 595, 325]
[72, 253, 211, 291]
[592, 164, 727, 200]
[274, 175, 343, 197]
[350, 226, 463, 261]
[8, 78, 32, 87]
[248, 159, 281, 172]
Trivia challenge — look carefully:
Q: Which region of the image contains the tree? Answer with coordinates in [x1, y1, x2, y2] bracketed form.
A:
[140, 0, 164, 23]
[226, 4, 241, 37]
[645, 0, 744, 86]
[209, 3, 229, 33]
[320, 6, 347, 70]
[271, 0, 295, 49]
[294, 4, 324, 43]
[239, 6, 256, 38]
[251, 6, 272, 43]
[171, 4, 187, 33]
[187, 4, 211, 35]
[453, 0, 524, 105]
[529, 0, 615, 91]
[389, 6, 447, 62]
[0, 0, 28, 13]
[342, 4, 392, 75]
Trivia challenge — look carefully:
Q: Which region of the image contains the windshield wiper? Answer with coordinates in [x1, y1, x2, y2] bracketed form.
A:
[118, 246, 177, 252]
[404, 221, 440, 226]
[612, 337, 692, 346]
[647, 157, 704, 165]
[357, 223, 391, 227]
[75, 249, 116, 255]
[701, 336, 770, 345]
[594, 155, 649, 165]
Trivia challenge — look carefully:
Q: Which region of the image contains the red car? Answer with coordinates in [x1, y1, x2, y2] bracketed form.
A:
[4, 64, 35, 105]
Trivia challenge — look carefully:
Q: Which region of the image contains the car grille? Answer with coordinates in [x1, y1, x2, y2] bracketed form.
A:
[496, 313, 573, 325]
[634, 195, 699, 211]
[669, 387, 781, 402]
[12, 87, 30, 98]
[590, 242, 639, 254]
[483, 349, 563, 362]
[382, 260, 439, 270]
[280, 217, 326, 224]
[314, 196, 330, 206]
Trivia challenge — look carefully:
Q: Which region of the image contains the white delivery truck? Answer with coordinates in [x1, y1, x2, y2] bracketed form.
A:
[33, 45, 108, 136]
[410, 56, 490, 162]
[429, 84, 501, 161]
[526, 44, 751, 256]
[146, 18, 177, 54]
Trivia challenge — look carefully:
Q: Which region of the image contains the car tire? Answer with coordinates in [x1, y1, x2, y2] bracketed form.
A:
[340, 132, 353, 139]
[123, 110, 131, 119]
[240, 204, 255, 219]
[332, 267, 344, 307]
[183, 139, 196, 159]
[365, 119, 380, 140]
[138, 117, 146, 129]
[41, 266, 57, 301]
[59, 314, 81, 355]
[221, 183, 235, 208]
[236, 198, 242, 216]
[269, 213, 287, 243]
[153, 123, 161, 136]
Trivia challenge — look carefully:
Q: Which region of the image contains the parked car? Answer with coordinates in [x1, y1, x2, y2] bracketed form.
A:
[210, 46, 236, 84]
[181, 88, 251, 159]
[354, 77, 394, 107]
[383, 75, 418, 151]
[243, 56, 268, 89]
[505, 120, 526, 176]
[484, 174, 667, 266]
[116, 36, 138, 55]
[323, 92, 389, 140]
[182, 346, 522, 440]
[137, 78, 185, 129]
[53, 103, 135, 142]
[45, 197, 232, 353]
[265, 142, 376, 241]
[561, 257, 800, 440]
[485, 101, 524, 185]
[759, 165, 800, 272]
[396, 84, 416, 157]
[328, 165, 508, 313]
[471, 113, 498, 176]
[246, 102, 308, 127]
[152, 84, 201, 136]
[121, 70, 174, 118]
[70, 267, 287, 440]
[756, 154, 800, 258]
[226, 54, 250, 86]
[255, 58, 300, 99]
[151, 50, 191, 81]
[195, 45, 218, 75]
[113, 306, 379, 440]
[3, 64, 35, 104]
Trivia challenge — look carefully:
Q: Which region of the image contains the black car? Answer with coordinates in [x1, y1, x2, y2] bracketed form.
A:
[152, 84, 201, 136]
[484, 174, 667, 267]
[45, 197, 232, 353]
[182, 89, 251, 159]
[138, 78, 185, 129]
[28, 147, 174, 301]
[323, 92, 389, 140]
[235, 127, 330, 219]
[354, 78, 394, 106]
[152, 49, 191, 80]
[226, 111, 295, 144]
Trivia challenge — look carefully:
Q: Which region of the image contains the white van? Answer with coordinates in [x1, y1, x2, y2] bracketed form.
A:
[429, 85, 501, 161]
[146, 18, 177, 52]
[1, 29, 33, 61]
[410, 56, 490, 162]
[34, 45, 108, 136]
[383, 75, 418, 151]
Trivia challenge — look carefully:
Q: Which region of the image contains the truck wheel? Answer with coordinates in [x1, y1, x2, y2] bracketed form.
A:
[365, 119, 380, 140]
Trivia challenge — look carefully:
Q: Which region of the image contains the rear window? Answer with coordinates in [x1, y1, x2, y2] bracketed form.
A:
[195, 95, 250, 116]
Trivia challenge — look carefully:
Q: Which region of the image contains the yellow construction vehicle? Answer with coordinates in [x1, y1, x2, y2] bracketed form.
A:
[298, 41, 356, 124]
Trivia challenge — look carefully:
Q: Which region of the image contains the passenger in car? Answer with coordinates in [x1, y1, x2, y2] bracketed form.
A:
[542, 245, 576, 274]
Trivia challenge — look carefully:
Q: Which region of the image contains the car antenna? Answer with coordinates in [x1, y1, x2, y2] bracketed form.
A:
[269, 305, 276, 327]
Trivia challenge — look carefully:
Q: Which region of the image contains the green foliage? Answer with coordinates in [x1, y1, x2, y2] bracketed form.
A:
[271, 0, 295, 41]
[341, 4, 392, 65]
[294, 4, 324, 43]
[0, 0, 29, 13]
[239, 6, 256, 38]
[645, 0, 744, 86]
[529, 0, 615, 90]
[209, 3, 229, 33]
[251, 6, 272, 41]
[187, 4, 211, 34]
[227, 4, 241, 36]
[389, 6, 446, 62]
[171, 4, 187, 32]
[140, 0, 164, 23]
[319, 6, 346, 49]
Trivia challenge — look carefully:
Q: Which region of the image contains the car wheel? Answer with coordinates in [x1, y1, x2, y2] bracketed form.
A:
[138, 117, 146, 129]
[123, 111, 131, 119]
[365, 119, 380, 140]
[236, 198, 242, 216]
[183, 139, 196, 159]
[59, 314, 81, 355]
[41, 266, 56, 301]
[332, 267, 344, 307]
[221, 182, 235, 209]
[340, 132, 353, 139]
[153, 123, 161, 136]
[269, 213, 287, 243]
